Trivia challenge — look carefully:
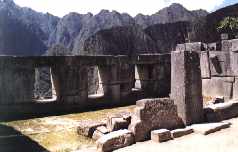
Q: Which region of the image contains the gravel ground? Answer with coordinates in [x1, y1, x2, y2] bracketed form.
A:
[116, 118, 238, 152]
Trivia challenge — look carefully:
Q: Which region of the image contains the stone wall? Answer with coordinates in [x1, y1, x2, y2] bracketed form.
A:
[0, 55, 170, 105]
[199, 38, 238, 101]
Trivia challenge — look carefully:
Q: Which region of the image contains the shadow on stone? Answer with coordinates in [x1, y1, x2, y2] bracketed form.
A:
[0, 124, 49, 152]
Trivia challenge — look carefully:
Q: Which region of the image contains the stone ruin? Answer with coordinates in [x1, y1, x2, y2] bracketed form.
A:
[1, 35, 238, 151]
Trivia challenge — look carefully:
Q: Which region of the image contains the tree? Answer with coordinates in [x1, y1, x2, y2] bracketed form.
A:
[217, 17, 238, 36]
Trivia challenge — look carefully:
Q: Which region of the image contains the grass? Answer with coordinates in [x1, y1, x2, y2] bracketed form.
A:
[1, 105, 135, 152]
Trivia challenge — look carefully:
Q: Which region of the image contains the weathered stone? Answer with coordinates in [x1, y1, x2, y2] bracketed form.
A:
[210, 96, 225, 104]
[151, 129, 172, 142]
[230, 39, 238, 52]
[92, 126, 110, 140]
[0, 62, 35, 104]
[230, 52, 238, 76]
[129, 98, 184, 142]
[176, 42, 206, 52]
[191, 122, 231, 135]
[233, 77, 238, 99]
[107, 117, 130, 132]
[209, 51, 232, 76]
[96, 129, 134, 152]
[92, 130, 105, 141]
[204, 101, 238, 122]
[171, 127, 193, 138]
[171, 50, 203, 125]
[202, 77, 233, 100]
[207, 42, 220, 51]
[200, 51, 211, 78]
[221, 33, 229, 40]
[77, 121, 106, 137]
[51, 65, 88, 104]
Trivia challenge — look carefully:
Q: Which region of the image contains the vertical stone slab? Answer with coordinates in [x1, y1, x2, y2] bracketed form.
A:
[51, 65, 88, 104]
[118, 63, 134, 98]
[171, 50, 203, 125]
[0, 59, 35, 104]
[200, 51, 211, 78]
[230, 39, 238, 76]
[99, 65, 120, 103]
[233, 77, 238, 100]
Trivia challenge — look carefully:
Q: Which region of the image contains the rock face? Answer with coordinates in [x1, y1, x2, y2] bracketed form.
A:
[129, 98, 184, 142]
[96, 129, 134, 152]
[83, 26, 158, 55]
[0, 0, 59, 55]
[135, 3, 208, 28]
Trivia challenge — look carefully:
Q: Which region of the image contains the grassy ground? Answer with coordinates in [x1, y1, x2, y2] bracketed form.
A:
[1, 105, 135, 152]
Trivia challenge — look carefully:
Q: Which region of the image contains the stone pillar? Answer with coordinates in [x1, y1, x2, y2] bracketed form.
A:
[0, 60, 35, 104]
[51, 65, 88, 105]
[171, 50, 203, 125]
[99, 63, 134, 104]
[99, 65, 120, 103]
[118, 63, 134, 98]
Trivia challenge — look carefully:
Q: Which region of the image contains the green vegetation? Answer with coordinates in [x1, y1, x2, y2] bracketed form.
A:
[217, 17, 238, 36]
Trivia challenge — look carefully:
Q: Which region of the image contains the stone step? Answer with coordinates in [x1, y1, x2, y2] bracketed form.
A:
[151, 129, 172, 143]
[171, 127, 194, 138]
[191, 122, 231, 135]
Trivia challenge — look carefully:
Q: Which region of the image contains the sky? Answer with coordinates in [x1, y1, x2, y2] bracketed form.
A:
[13, 0, 238, 17]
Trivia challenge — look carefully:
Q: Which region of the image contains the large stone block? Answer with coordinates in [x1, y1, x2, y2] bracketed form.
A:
[176, 42, 206, 53]
[230, 39, 238, 52]
[0, 63, 35, 104]
[171, 50, 203, 125]
[230, 52, 238, 76]
[204, 101, 238, 122]
[96, 129, 134, 152]
[107, 116, 130, 132]
[209, 51, 232, 76]
[77, 121, 106, 137]
[129, 98, 184, 142]
[233, 77, 238, 99]
[202, 77, 233, 100]
[51, 65, 88, 104]
[200, 51, 211, 78]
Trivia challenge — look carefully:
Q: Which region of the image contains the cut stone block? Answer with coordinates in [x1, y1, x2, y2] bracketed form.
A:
[231, 39, 238, 52]
[77, 121, 106, 137]
[200, 51, 211, 78]
[151, 129, 172, 142]
[209, 51, 232, 76]
[92, 126, 110, 140]
[202, 77, 233, 101]
[204, 101, 238, 122]
[96, 129, 134, 152]
[171, 50, 203, 125]
[191, 122, 231, 135]
[171, 127, 194, 138]
[107, 117, 130, 132]
[129, 98, 184, 142]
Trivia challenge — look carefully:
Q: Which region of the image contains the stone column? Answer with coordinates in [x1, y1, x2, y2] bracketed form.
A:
[0, 59, 35, 104]
[171, 50, 203, 125]
[98, 65, 120, 103]
[51, 65, 88, 105]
